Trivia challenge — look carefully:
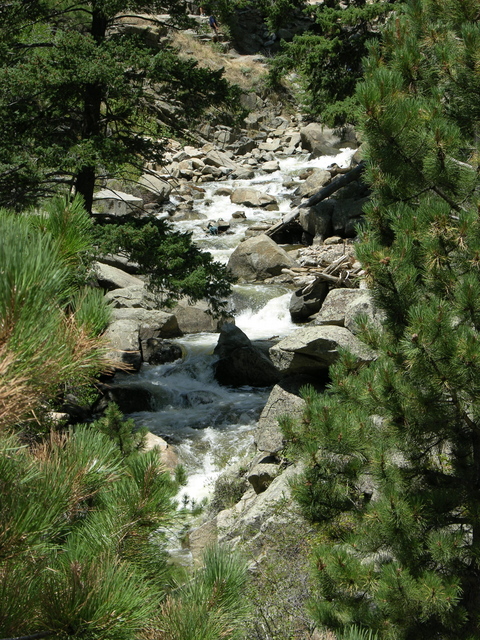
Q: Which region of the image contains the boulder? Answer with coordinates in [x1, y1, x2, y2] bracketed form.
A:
[298, 200, 334, 243]
[269, 325, 376, 375]
[143, 431, 178, 471]
[104, 318, 142, 371]
[295, 168, 331, 198]
[137, 173, 172, 203]
[217, 463, 303, 544]
[255, 375, 325, 454]
[314, 288, 366, 327]
[261, 160, 280, 173]
[111, 308, 180, 339]
[173, 299, 231, 334]
[227, 234, 298, 282]
[204, 149, 238, 171]
[332, 197, 368, 237]
[141, 338, 183, 365]
[247, 463, 279, 494]
[230, 188, 277, 208]
[95, 262, 144, 291]
[289, 280, 329, 322]
[100, 384, 155, 413]
[105, 285, 157, 309]
[344, 291, 384, 335]
[92, 189, 143, 217]
[213, 324, 280, 387]
[300, 123, 358, 158]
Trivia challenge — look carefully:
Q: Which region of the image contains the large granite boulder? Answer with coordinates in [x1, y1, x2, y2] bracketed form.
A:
[269, 325, 376, 375]
[204, 149, 238, 171]
[314, 288, 367, 327]
[104, 318, 142, 371]
[173, 299, 232, 334]
[141, 338, 183, 365]
[227, 234, 298, 282]
[137, 173, 172, 203]
[95, 262, 144, 291]
[295, 168, 331, 198]
[111, 308, 180, 338]
[344, 291, 384, 335]
[298, 200, 334, 243]
[230, 188, 278, 208]
[255, 375, 326, 454]
[300, 123, 358, 158]
[105, 285, 157, 309]
[214, 324, 280, 387]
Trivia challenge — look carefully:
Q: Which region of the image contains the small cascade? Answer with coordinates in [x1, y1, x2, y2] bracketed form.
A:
[118, 148, 356, 504]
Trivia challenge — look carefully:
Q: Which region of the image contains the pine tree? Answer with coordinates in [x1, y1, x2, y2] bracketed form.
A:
[285, 0, 480, 638]
[270, 0, 395, 125]
[0, 0, 239, 211]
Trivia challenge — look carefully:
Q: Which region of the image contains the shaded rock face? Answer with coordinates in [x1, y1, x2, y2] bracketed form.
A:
[100, 384, 155, 413]
[289, 280, 329, 322]
[227, 234, 298, 282]
[141, 338, 182, 365]
[213, 324, 280, 387]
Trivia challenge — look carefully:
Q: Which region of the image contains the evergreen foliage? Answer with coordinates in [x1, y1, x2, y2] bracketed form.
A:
[270, 0, 395, 125]
[0, 199, 110, 428]
[93, 402, 147, 457]
[285, 0, 480, 638]
[0, 0, 240, 211]
[95, 215, 235, 314]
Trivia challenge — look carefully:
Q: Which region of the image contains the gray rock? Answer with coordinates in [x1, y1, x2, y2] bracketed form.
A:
[299, 200, 335, 243]
[344, 291, 384, 335]
[289, 280, 329, 322]
[141, 338, 183, 365]
[300, 123, 358, 158]
[104, 319, 141, 371]
[261, 160, 280, 173]
[315, 288, 366, 327]
[105, 285, 157, 310]
[137, 173, 172, 203]
[247, 463, 279, 494]
[255, 375, 325, 454]
[204, 149, 238, 171]
[214, 324, 280, 387]
[111, 308, 180, 342]
[217, 463, 303, 543]
[269, 325, 376, 375]
[92, 189, 143, 217]
[295, 168, 331, 198]
[173, 299, 231, 334]
[227, 234, 298, 282]
[230, 188, 277, 208]
[332, 197, 368, 237]
[95, 262, 144, 291]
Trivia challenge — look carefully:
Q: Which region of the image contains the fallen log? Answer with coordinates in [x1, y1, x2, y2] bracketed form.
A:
[265, 161, 366, 238]
[299, 160, 365, 209]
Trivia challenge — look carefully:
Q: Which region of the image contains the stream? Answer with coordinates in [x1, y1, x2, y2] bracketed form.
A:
[114, 147, 356, 507]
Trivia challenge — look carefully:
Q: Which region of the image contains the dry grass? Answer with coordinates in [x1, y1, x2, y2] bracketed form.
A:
[170, 31, 269, 91]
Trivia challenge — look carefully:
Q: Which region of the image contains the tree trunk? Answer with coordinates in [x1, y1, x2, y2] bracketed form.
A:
[74, 9, 107, 213]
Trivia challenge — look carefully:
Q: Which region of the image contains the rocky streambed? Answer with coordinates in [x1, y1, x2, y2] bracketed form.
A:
[90, 105, 381, 611]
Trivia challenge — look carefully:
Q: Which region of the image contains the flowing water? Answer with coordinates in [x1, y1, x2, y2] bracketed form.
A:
[116, 147, 356, 506]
